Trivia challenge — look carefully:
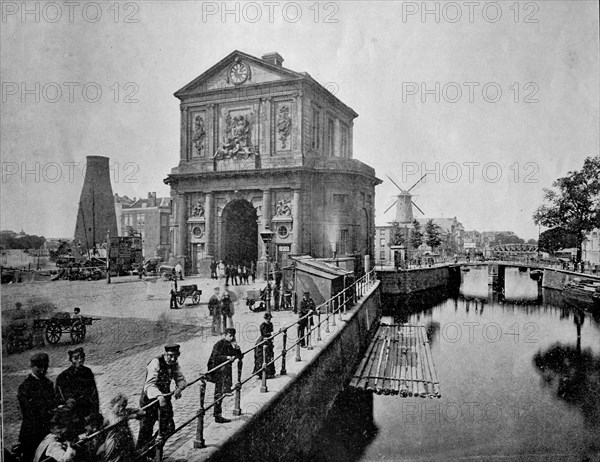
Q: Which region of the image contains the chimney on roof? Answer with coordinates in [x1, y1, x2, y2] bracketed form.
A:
[147, 192, 156, 207]
[262, 52, 284, 67]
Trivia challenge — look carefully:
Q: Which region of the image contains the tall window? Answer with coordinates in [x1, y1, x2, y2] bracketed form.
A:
[327, 118, 334, 156]
[311, 107, 321, 151]
[340, 229, 349, 255]
[340, 126, 348, 158]
[160, 214, 169, 244]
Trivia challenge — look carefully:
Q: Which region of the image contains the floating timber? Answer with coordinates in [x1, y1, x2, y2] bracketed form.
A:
[349, 323, 441, 398]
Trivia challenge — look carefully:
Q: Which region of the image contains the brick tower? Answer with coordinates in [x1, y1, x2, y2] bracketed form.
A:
[74, 156, 118, 255]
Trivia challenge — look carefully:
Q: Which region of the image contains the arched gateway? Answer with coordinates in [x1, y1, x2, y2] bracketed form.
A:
[222, 199, 258, 264]
[164, 50, 380, 276]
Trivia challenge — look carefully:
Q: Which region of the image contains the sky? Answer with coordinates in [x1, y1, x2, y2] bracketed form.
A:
[1, 0, 598, 240]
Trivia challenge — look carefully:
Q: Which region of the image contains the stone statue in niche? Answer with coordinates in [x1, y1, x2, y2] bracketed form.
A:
[192, 116, 206, 156]
[213, 114, 258, 160]
[277, 105, 292, 149]
[275, 198, 292, 216]
[191, 199, 205, 218]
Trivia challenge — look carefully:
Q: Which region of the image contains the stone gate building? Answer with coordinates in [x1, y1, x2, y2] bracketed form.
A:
[164, 50, 380, 275]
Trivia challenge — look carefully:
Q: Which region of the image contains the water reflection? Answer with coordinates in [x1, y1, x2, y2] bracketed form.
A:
[315, 283, 600, 461]
[460, 265, 541, 303]
[533, 335, 600, 459]
[307, 389, 378, 462]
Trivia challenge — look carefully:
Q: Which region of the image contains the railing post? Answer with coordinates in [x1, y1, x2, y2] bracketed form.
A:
[325, 301, 330, 333]
[194, 380, 206, 448]
[232, 358, 243, 415]
[307, 318, 313, 350]
[317, 308, 322, 342]
[331, 299, 337, 327]
[280, 329, 287, 375]
[338, 293, 343, 322]
[260, 344, 268, 393]
[155, 406, 163, 462]
[295, 339, 301, 361]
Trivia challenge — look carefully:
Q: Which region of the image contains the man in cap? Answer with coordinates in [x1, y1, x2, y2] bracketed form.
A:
[18, 352, 57, 462]
[55, 347, 99, 435]
[208, 287, 222, 335]
[207, 328, 243, 423]
[137, 344, 186, 451]
[298, 291, 316, 347]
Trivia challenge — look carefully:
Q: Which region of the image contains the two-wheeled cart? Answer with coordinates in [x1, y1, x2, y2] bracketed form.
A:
[33, 313, 100, 345]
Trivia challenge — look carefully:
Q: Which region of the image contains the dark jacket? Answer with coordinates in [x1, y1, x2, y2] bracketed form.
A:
[55, 365, 99, 420]
[18, 374, 57, 446]
[207, 340, 242, 389]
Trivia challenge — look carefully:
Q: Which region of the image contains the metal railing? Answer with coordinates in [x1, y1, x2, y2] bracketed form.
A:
[45, 270, 378, 462]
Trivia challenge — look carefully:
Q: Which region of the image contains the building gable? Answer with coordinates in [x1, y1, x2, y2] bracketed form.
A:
[174, 50, 303, 99]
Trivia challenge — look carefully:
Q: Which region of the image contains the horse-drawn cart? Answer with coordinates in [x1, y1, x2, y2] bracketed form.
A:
[33, 313, 100, 345]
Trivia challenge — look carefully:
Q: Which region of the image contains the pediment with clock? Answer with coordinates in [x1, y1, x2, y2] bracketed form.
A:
[175, 50, 302, 97]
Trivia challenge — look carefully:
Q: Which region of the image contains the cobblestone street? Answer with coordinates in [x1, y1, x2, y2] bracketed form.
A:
[2, 275, 304, 457]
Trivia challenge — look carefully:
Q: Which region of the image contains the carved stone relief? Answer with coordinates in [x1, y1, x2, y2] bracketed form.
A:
[276, 102, 292, 151]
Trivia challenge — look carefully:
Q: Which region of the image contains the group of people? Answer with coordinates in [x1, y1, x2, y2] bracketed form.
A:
[207, 285, 236, 335]
[14, 289, 320, 462]
[208, 260, 257, 285]
[15, 348, 143, 462]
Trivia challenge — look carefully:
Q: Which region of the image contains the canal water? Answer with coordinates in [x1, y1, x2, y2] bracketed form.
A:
[309, 268, 600, 461]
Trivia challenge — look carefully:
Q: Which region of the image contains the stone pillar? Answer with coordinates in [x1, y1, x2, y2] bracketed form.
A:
[205, 192, 214, 256]
[177, 194, 187, 260]
[292, 189, 301, 255]
[258, 189, 272, 280]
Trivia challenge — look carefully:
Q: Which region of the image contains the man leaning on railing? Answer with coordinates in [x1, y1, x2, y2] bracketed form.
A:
[136, 344, 186, 453]
[206, 328, 243, 423]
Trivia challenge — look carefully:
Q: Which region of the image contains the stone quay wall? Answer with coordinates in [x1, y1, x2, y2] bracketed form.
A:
[207, 282, 382, 462]
[376, 266, 456, 295]
[542, 268, 600, 290]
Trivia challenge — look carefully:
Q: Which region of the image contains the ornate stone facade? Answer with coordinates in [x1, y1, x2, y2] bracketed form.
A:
[164, 50, 380, 275]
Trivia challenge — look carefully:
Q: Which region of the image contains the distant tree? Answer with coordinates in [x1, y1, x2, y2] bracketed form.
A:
[388, 222, 406, 247]
[410, 219, 423, 250]
[526, 239, 538, 245]
[538, 227, 578, 255]
[492, 232, 525, 245]
[425, 219, 443, 251]
[534, 156, 600, 262]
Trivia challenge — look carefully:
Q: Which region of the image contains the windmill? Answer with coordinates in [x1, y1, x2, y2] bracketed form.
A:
[384, 174, 428, 224]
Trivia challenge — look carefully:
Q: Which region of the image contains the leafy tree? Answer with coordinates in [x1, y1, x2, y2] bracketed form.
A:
[538, 227, 578, 254]
[534, 156, 600, 262]
[410, 219, 423, 250]
[425, 219, 443, 251]
[492, 232, 525, 245]
[526, 239, 538, 245]
[388, 222, 406, 247]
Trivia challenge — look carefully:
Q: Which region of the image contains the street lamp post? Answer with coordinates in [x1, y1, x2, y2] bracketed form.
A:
[260, 227, 275, 314]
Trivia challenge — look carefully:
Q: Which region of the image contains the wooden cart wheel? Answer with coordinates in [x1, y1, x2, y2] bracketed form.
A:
[70, 321, 86, 344]
[161, 271, 171, 282]
[178, 294, 186, 305]
[192, 293, 200, 305]
[45, 322, 62, 344]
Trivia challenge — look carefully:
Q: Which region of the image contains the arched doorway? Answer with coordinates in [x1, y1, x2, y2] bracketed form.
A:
[222, 199, 258, 265]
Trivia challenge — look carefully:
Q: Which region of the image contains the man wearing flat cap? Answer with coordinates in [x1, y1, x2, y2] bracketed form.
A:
[137, 344, 186, 451]
[207, 328, 242, 423]
[55, 347, 99, 435]
[298, 291, 316, 348]
[18, 352, 57, 462]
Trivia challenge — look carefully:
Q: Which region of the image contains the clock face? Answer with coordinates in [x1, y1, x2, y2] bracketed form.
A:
[229, 62, 249, 85]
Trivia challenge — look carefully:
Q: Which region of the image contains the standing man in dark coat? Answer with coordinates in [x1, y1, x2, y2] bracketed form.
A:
[207, 328, 242, 423]
[169, 278, 179, 310]
[225, 264, 231, 286]
[137, 344, 186, 452]
[208, 287, 222, 335]
[18, 352, 57, 462]
[55, 348, 99, 436]
[297, 291, 316, 347]
[210, 260, 218, 279]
